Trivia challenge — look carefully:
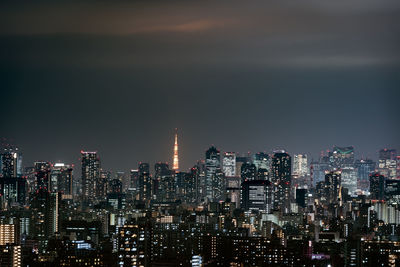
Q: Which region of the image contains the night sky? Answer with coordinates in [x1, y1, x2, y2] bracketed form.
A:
[1, 0, 399, 173]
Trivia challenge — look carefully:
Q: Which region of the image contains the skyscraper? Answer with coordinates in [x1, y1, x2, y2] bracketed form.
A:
[35, 162, 51, 191]
[330, 146, 354, 169]
[81, 151, 100, 204]
[341, 166, 357, 196]
[378, 149, 397, 179]
[205, 146, 221, 201]
[293, 154, 308, 177]
[240, 163, 257, 183]
[222, 152, 236, 177]
[369, 173, 385, 200]
[172, 129, 179, 170]
[0, 145, 22, 178]
[324, 170, 341, 205]
[50, 163, 73, 196]
[138, 163, 151, 204]
[252, 152, 271, 172]
[241, 180, 273, 212]
[154, 162, 175, 202]
[271, 151, 291, 213]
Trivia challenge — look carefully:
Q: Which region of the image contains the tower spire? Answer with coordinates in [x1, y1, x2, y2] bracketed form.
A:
[172, 128, 179, 170]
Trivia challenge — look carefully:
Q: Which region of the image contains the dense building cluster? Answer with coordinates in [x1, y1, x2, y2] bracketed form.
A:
[0, 139, 400, 266]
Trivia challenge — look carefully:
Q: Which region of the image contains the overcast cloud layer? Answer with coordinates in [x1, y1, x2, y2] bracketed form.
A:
[1, 0, 399, 173]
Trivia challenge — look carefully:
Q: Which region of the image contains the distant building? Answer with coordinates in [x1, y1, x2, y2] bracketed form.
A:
[341, 166, 357, 196]
[138, 163, 151, 204]
[240, 163, 257, 183]
[369, 173, 385, 200]
[222, 152, 236, 177]
[378, 149, 397, 179]
[81, 151, 100, 203]
[241, 180, 273, 213]
[271, 151, 291, 213]
[324, 170, 341, 205]
[330, 146, 354, 168]
[0, 146, 22, 178]
[35, 162, 51, 191]
[293, 154, 308, 177]
[50, 163, 73, 196]
[252, 152, 271, 172]
[205, 146, 221, 201]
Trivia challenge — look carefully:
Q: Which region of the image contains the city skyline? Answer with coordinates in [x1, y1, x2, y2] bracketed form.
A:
[1, 1, 400, 266]
[0, 134, 398, 174]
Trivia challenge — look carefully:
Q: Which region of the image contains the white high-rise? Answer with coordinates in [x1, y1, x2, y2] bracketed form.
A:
[222, 152, 236, 177]
[293, 154, 308, 177]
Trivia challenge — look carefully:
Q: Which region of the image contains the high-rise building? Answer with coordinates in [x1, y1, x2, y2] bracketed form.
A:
[0, 146, 22, 178]
[293, 154, 308, 177]
[0, 224, 17, 245]
[397, 156, 400, 179]
[324, 170, 341, 205]
[117, 219, 151, 267]
[378, 149, 397, 179]
[252, 152, 271, 172]
[31, 190, 60, 252]
[341, 166, 357, 196]
[50, 163, 73, 196]
[379, 148, 397, 161]
[295, 188, 308, 209]
[369, 173, 385, 200]
[222, 152, 236, 177]
[235, 156, 249, 180]
[226, 176, 241, 208]
[81, 151, 100, 204]
[138, 163, 151, 204]
[172, 129, 179, 170]
[241, 180, 273, 213]
[240, 163, 257, 183]
[129, 169, 139, 191]
[35, 162, 51, 191]
[331, 146, 355, 169]
[355, 159, 375, 192]
[0, 177, 26, 208]
[385, 179, 400, 201]
[154, 162, 175, 202]
[205, 146, 221, 201]
[271, 151, 291, 213]
[310, 158, 331, 187]
[97, 169, 110, 199]
[193, 162, 206, 203]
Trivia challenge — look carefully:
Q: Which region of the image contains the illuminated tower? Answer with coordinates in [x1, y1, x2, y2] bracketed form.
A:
[172, 129, 179, 170]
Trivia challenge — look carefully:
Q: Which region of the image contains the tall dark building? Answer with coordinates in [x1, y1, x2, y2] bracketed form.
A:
[81, 151, 100, 204]
[295, 188, 307, 208]
[35, 162, 51, 191]
[129, 169, 139, 191]
[50, 163, 73, 196]
[240, 163, 257, 183]
[271, 151, 291, 213]
[31, 190, 60, 252]
[205, 146, 222, 201]
[241, 180, 273, 212]
[0, 146, 22, 178]
[369, 173, 385, 200]
[154, 162, 173, 202]
[0, 177, 26, 208]
[138, 163, 151, 204]
[324, 170, 341, 205]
